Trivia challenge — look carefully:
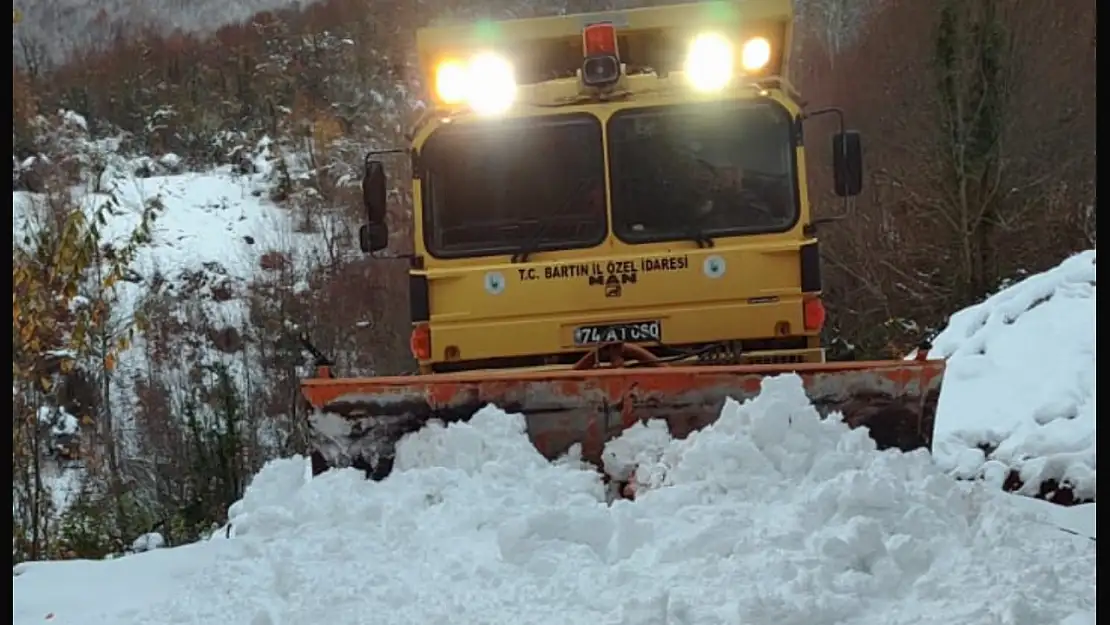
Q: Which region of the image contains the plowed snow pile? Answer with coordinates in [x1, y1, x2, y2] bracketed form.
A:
[13, 375, 1094, 625]
[927, 250, 1096, 501]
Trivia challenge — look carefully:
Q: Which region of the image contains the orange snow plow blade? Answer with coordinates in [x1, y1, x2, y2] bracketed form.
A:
[301, 359, 945, 479]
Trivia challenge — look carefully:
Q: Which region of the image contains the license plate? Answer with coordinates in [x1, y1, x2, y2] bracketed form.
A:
[573, 320, 662, 346]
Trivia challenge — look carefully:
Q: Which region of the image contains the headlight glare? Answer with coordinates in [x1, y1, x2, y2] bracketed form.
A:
[435, 60, 469, 104]
[465, 52, 517, 116]
[685, 33, 734, 92]
[434, 52, 517, 116]
[741, 37, 772, 72]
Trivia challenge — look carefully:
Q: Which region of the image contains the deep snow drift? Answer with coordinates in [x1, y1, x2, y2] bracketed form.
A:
[13, 375, 1095, 625]
[927, 250, 1096, 501]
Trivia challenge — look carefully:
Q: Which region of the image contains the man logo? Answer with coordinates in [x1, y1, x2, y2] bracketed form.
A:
[604, 274, 622, 298]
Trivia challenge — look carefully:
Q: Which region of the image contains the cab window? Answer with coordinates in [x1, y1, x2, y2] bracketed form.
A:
[607, 100, 799, 243]
[421, 113, 607, 258]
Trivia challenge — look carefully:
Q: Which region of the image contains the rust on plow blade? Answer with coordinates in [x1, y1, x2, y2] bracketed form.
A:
[301, 359, 945, 479]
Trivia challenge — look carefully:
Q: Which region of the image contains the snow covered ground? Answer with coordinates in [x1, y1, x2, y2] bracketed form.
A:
[13, 375, 1095, 625]
[927, 250, 1096, 502]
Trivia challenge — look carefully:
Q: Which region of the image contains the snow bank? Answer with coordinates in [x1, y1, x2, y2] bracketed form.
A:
[13, 374, 1094, 625]
[928, 250, 1095, 501]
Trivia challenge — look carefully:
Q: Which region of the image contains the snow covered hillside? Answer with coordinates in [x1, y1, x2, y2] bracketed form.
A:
[926, 250, 1096, 504]
[14, 0, 320, 63]
[12, 375, 1095, 625]
[13, 139, 325, 315]
[13, 125, 330, 513]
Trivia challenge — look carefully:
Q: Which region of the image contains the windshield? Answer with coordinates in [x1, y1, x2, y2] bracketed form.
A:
[421, 113, 606, 258]
[607, 100, 798, 243]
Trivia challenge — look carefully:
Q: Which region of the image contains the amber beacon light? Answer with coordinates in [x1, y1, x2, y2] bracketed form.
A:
[581, 22, 622, 87]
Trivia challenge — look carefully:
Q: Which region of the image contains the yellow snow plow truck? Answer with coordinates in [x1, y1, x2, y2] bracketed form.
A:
[301, 0, 945, 480]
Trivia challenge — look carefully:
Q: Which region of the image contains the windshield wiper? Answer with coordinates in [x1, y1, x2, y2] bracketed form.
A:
[510, 179, 594, 264]
[686, 209, 716, 249]
[510, 216, 557, 264]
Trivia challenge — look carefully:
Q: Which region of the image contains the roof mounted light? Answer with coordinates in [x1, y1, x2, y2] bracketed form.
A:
[433, 52, 517, 116]
[466, 52, 517, 116]
[741, 37, 772, 72]
[435, 60, 469, 104]
[685, 32, 734, 92]
[581, 21, 622, 88]
[583, 21, 618, 56]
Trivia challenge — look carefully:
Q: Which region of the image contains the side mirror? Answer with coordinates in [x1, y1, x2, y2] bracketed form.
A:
[832, 131, 863, 197]
[360, 157, 389, 253]
[362, 158, 388, 223]
[359, 223, 389, 253]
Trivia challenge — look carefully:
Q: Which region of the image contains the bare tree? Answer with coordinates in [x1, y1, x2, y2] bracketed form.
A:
[797, 0, 885, 68]
[795, 0, 1093, 355]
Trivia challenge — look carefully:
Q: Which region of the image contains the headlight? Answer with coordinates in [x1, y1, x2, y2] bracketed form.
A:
[435, 61, 469, 105]
[741, 37, 772, 72]
[466, 52, 516, 116]
[684, 33, 734, 92]
[434, 52, 517, 116]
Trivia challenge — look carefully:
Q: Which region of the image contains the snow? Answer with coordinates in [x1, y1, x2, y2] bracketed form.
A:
[130, 532, 166, 553]
[927, 250, 1096, 500]
[12, 142, 330, 514]
[62, 110, 88, 131]
[13, 375, 1095, 625]
[13, 155, 325, 320]
[158, 153, 182, 170]
[601, 418, 673, 484]
[1005, 497, 1096, 543]
[37, 405, 79, 437]
[39, 464, 84, 515]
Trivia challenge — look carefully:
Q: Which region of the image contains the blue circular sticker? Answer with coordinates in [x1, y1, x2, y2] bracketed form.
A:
[484, 271, 506, 295]
[703, 255, 726, 279]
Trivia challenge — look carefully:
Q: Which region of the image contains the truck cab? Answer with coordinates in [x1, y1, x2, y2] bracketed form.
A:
[360, 0, 863, 374]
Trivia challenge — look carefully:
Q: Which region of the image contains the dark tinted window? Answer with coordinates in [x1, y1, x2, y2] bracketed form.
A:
[421, 114, 606, 258]
[607, 100, 798, 243]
